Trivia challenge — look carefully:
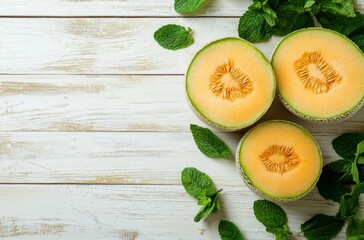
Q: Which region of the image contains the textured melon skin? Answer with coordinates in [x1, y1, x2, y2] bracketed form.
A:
[186, 37, 276, 132]
[272, 28, 364, 123]
[235, 120, 323, 202]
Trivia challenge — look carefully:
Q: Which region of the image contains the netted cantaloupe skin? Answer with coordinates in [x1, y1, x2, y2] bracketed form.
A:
[186, 37, 276, 131]
[236, 120, 323, 202]
[272, 28, 364, 123]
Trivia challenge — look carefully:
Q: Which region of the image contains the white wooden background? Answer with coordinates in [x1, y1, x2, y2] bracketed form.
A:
[0, 1, 363, 239]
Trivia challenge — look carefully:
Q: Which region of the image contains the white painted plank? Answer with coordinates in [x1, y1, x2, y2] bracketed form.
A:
[0, 131, 352, 184]
[0, 185, 360, 239]
[0, 75, 363, 132]
[0, 0, 249, 17]
[0, 0, 362, 16]
[0, 18, 281, 74]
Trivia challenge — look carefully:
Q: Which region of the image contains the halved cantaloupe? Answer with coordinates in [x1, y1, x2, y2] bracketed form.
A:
[272, 28, 364, 122]
[186, 38, 276, 131]
[236, 120, 322, 201]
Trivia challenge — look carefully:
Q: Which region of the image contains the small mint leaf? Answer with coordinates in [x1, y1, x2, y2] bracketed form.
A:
[190, 124, 231, 159]
[331, 133, 364, 160]
[174, 0, 205, 14]
[238, 9, 274, 42]
[320, 0, 355, 17]
[154, 24, 194, 50]
[317, 165, 351, 202]
[194, 189, 222, 222]
[181, 167, 215, 200]
[339, 182, 364, 219]
[253, 200, 289, 238]
[301, 214, 344, 240]
[347, 218, 364, 239]
[218, 220, 244, 240]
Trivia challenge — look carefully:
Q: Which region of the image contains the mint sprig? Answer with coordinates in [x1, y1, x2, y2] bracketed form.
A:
[154, 24, 194, 50]
[301, 214, 344, 240]
[218, 220, 244, 240]
[347, 217, 364, 239]
[253, 200, 290, 239]
[174, 0, 205, 14]
[190, 124, 231, 159]
[181, 167, 222, 222]
[338, 182, 364, 219]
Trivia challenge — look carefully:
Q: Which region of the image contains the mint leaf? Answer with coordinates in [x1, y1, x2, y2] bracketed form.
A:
[320, 0, 355, 17]
[181, 167, 215, 199]
[347, 218, 364, 239]
[274, 3, 314, 36]
[317, 12, 364, 36]
[253, 200, 289, 238]
[194, 189, 222, 222]
[331, 133, 364, 160]
[190, 124, 231, 158]
[301, 214, 344, 240]
[218, 220, 244, 240]
[339, 182, 364, 219]
[174, 0, 205, 14]
[358, 156, 364, 165]
[317, 165, 351, 202]
[327, 159, 351, 173]
[351, 140, 364, 184]
[238, 9, 275, 42]
[154, 24, 194, 50]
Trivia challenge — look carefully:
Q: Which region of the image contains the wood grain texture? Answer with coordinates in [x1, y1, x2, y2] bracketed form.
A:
[0, 75, 363, 132]
[0, 18, 281, 75]
[0, 131, 351, 184]
[0, 0, 362, 17]
[0, 185, 360, 240]
[0, 0, 249, 17]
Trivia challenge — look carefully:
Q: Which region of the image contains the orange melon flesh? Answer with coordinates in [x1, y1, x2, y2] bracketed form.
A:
[238, 121, 322, 200]
[272, 28, 364, 121]
[186, 38, 275, 130]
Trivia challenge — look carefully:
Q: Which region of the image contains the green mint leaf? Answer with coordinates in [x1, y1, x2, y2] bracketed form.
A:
[262, 4, 278, 27]
[218, 220, 244, 240]
[351, 140, 364, 184]
[347, 218, 364, 239]
[194, 189, 222, 222]
[352, 160, 360, 184]
[317, 11, 364, 38]
[339, 182, 364, 219]
[320, 0, 355, 17]
[358, 156, 364, 165]
[154, 24, 194, 50]
[181, 167, 215, 199]
[238, 9, 275, 42]
[317, 165, 351, 202]
[327, 159, 351, 173]
[253, 200, 289, 238]
[301, 214, 344, 240]
[355, 141, 364, 158]
[274, 6, 314, 35]
[190, 124, 231, 158]
[304, 0, 316, 9]
[174, 0, 205, 14]
[351, 33, 364, 52]
[331, 133, 364, 160]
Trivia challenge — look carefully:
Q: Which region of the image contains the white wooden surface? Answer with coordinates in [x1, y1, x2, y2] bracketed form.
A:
[0, 1, 363, 239]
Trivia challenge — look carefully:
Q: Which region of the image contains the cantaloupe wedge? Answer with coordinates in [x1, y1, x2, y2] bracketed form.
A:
[272, 28, 364, 122]
[186, 38, 275, 131]
[236, 120, 322, 201]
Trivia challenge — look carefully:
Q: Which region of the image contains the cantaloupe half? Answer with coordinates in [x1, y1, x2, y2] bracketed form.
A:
[236, 120, 322, 201]
[186, 38, 276, 131]
[272, 28, 364, 122]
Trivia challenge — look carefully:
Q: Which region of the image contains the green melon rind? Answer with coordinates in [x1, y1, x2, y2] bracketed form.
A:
[186, 37, 276, 132]
[235, 120, 323, 202]
[271, 28, 364, 123]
